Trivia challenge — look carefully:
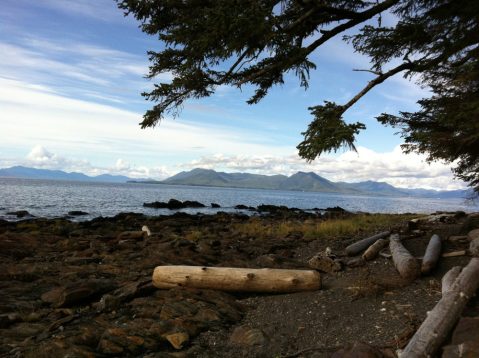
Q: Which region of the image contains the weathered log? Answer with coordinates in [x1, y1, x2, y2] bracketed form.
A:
[441, 266, 462, 295]
[470, 237, 479, 257]
[421, 234, 442, 275]
[152, 266, 321, 292]
[362, 238, 389, 261]
[345, 231, 390, 256]
[442, 250, 467, 257]
[389, 234, 420, 280]
[401, 258, 479, 357]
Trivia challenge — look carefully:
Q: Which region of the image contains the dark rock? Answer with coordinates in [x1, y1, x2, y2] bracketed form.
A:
[98, 327, 146, 355]
[346, 257, 366, 268]
[64, 256, 101, 265]
[43, 279, 117, 307]
[7, 210, 32, 218]
[0, 313, 21, 328]
[325, 206, 346, 212]
[67, 210, 89, 216]
[117, 231, 147, 240]
[331, 341, 383, 357]
[234, 204, 250, 210]
[451, 317, 479, 344]
[211, 203, 221, 208]
[144, 199, 206, 210]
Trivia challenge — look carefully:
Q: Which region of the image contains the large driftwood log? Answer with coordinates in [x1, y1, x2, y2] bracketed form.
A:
[345, 231, 390, 256]
[401, 258, 479, 357]
[441, 266, 462, 295]
[362, 238, 389, 261]
[152, 266, 321, 292]
[421, 234, 442, 275]
[390, 234, 420, 280]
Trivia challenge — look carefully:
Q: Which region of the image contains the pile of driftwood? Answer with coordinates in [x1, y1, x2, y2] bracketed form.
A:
[146, 214, 479, 356]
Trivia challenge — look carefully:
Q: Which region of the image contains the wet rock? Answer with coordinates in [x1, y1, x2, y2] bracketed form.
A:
[346, 257, 366, 268]
[0, 313, 21, 328]
[234, 204, 255, 210]
[144, 199, 205, 210]
[165, 331, 189, 349]
[64, 256, 101, 265]
[117, 231, 147, 240]
[97, 278, 155, 312]
[211, 203, 221, 208]
[7, 210, 32, 218]
[43, 279, 117, 307]
[98, 327, 146, 355]
[229, 325, 267, 347]
[331, 341, 383, 357]
[68, 210, 89, 216]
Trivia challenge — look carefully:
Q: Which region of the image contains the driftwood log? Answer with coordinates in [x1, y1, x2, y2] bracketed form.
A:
[441, 266, 462, 295]
[390, 234, 420, 280]
[345, 231, 390, 256]
[152, 266, 321, 292]
[401, 258, 479, 357]
[362, 238, 389, 261]
[421, 234, 442, 275]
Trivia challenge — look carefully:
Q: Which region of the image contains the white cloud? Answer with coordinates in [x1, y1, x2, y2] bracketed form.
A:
[180, 146, 466, 191]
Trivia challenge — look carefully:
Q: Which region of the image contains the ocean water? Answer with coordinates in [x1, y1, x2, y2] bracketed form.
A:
[0, 178, 477, 221]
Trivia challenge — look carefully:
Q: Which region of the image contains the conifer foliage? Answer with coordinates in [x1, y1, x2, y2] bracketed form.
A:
[117, 0, 479, 192]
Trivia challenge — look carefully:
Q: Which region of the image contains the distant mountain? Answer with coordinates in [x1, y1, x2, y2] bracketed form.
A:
[161, 168, 470, 198]
[0, 166, 133, 183]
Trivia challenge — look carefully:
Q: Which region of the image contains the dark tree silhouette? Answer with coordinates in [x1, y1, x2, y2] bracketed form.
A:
[117, 0, 479, 192]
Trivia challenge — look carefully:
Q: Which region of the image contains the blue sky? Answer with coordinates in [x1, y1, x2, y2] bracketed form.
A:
[0, 0, 466, 190]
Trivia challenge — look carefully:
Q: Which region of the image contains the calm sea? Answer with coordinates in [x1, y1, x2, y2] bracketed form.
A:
[0, 178, 477, 221]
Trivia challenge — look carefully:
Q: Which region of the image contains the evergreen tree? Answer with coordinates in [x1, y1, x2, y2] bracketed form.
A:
[117, 0, 479, 192]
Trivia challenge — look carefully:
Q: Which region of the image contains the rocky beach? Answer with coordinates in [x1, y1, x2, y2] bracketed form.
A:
[1, 205, 479, 357]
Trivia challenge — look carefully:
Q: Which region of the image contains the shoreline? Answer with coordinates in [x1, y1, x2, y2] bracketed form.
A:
[1, 210, 478, 356]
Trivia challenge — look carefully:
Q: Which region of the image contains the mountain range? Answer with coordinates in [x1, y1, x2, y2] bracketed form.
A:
[0, 166, 132, 183]
[0, 166, 471, 198]
[159, 168, 470, 199]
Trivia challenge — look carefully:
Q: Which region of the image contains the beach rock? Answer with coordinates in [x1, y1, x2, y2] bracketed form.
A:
[0, 313, 21, 328]
[68, 210, 89, 216]
[308, 254, 342, 273]
[117, 230, 147, 240]
[331, 341, 383, 357]
[143, 199, 205, 210]
[98, 327, 146, 355]
[165, 331, 189, 349]
[43, 279, 117, 307]
[229, 326, 267, 347]
[7, 210, 31, 218]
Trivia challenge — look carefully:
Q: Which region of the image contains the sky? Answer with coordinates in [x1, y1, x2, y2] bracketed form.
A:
[0, 0, 466, 190]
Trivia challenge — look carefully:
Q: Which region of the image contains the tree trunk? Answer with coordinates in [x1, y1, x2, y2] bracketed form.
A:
[152, 266, 321, 292]
[421, 234, 442, 275]
[441, 266, 462, 295]
[345, 231, 390, 256]
[401, 258, 479, 357]
[390, 234, 420, 280]
[362, 238, 389, 261]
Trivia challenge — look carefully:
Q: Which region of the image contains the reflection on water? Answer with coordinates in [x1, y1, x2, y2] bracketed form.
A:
[0, 178, 477, 221]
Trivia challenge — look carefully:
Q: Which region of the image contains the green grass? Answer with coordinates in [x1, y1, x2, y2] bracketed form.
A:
[234, 213, 417, 240]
